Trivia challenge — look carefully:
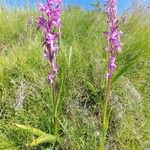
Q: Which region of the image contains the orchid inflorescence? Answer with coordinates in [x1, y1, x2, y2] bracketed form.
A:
[37, 0, 61, 84]
[101, 1, 123, 148]
[104, 0, 123, 79]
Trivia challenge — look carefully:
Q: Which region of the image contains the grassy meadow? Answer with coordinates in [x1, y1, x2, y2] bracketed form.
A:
[0, 4, 150, 150]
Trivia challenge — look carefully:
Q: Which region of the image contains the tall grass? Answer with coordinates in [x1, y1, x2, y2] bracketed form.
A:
[0, 5, 150, 150]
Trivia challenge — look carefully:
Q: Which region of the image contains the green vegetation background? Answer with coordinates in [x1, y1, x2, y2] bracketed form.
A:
[0, 5, 150, 150]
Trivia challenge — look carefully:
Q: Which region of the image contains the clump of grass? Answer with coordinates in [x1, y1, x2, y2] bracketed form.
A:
[0, 131, 18, 150]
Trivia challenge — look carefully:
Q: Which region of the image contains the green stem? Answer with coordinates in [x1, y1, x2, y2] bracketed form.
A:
[100, 20, 112, 149]
[54, 115, 58, 136]
[100, 77, 111, 150]
[103, 77, 111, 131]
[51, 26, 61, 137]
[51, 27, 62, 136]
[51, 81, 58, 136]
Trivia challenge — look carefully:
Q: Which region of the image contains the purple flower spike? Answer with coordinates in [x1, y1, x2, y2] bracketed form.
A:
[37, 16, 47, 30]
[109, 55, 116, 73]
[104, 0, 123, 78]
[37, 0, 62, 84]
[48, 73, 54, 84]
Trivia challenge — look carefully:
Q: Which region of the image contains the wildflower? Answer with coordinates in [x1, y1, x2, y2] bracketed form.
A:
[104, 0, 123, 77]
[109, 55, 116, 74]
[37, 0, 61, 84]
[101, 1, 123, 149]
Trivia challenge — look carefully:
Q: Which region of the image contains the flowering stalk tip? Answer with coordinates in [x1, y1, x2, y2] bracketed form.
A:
[37, 0, 62, 84]
[104, 0, 123, 79]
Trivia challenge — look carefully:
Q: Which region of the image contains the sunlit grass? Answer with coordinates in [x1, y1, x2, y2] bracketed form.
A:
[0, 5, 149, 150]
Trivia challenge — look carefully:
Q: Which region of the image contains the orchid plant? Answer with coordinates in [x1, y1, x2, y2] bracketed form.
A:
[37, 0, 62, 136]
[101, 0, 123, 149]
[15, 0, 62, 147]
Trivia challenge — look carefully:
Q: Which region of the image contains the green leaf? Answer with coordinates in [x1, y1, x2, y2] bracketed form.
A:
[15, 124, 58, 147]
[15, 124, 46, 137]
[27, 134, 57, 147]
